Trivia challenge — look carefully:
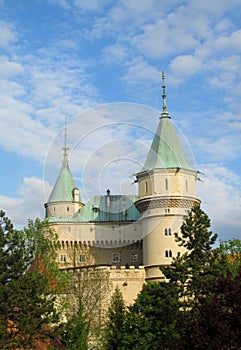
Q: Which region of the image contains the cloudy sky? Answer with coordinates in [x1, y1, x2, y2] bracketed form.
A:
[0, 0, 241, 241]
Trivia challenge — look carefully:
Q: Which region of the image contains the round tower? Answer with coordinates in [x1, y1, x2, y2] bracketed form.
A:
[135, 71, 200, 282]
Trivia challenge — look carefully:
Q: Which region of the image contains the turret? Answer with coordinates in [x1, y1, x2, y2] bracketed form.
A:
[135, 71, 200, 281]
[44, 118, 83, 218]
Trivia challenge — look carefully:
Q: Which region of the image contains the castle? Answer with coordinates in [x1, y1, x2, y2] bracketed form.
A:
[44, 72, 200, 304]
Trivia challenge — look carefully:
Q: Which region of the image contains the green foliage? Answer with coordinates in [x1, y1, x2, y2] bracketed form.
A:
[103, 207, 241, 349]
[121, 282, 180, 350]
[61, 298, 89, 350]
[0, 210, 62, 349]
[104, 287, 126, 350]
[182, 267, 241, 349]
[219, 238, 241, 276]
[59, 266, 111, 349]
[161, 206, 222, 305]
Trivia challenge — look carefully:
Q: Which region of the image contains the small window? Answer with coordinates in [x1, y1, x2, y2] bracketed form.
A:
[67, 227, 71, 232]
[112, 253, 120, 262]
[165, 228, 171, 235]
[165, 250, 172, 258]
[165, 178, 168, 190]
[67, 206, 69, 212]
[131, 253, 138, 262]
[177, 252, 181, 257]
[59, 254, 66, 263]
[145, 181, 148, 194]
[186, 180, 188, 192]
[79, 255, 86, 262]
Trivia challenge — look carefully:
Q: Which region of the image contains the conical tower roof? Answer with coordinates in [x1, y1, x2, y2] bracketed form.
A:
[141, 71, 193, 173]
[47, 120, 77, 203]
[48, 162, 76, 203]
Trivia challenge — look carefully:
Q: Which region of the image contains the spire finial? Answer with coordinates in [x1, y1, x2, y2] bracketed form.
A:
[62, 117, 69, 166]
[161, 70, 170, 118]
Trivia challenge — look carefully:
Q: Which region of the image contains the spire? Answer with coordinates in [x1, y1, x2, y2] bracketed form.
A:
[137, 71, 194, 173]
[47, 117, 76, 203]
[62, 117, 69, 166]
[161, 70, 170, 119]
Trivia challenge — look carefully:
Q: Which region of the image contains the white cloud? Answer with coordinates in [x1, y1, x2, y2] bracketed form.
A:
[0, 20, 17, 48]
[133, 19, 198, 59]
[169, 55, 202, 81]
[123, 57, 160, 85]
[74, 0, 112, 12]
[0, 56, 23, 77]
[101, 43, 129, 64]
[190, 0, 241, 15]
[198, 164, 241, 240]
[0, 177, 52, 228]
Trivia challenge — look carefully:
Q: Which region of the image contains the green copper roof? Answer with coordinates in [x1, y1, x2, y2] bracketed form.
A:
[48, 162, 76, 203]
[75, 195, 141, 222]
[48, 119, 79, 203]
[140, 71, 193, 173]
[141, 114, 193, 172]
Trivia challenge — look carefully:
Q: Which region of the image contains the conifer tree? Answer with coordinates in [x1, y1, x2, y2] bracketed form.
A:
[161, 205, 221, 305]
[0, 210, 61, 349]
[121, 282, 180, 350]
[104, 286, 126, 350]
[61, 298, 89, 350]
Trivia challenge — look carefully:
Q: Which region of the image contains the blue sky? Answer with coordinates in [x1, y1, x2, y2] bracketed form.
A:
[0, 0, 241, 241]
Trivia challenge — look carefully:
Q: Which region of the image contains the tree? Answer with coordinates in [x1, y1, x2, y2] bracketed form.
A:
[104, 286, 126, 350]
[0, 210, 62, 349]
[219, 239, 241, 276]
[185, 267, 241, 349]
[59, 265, 111, 349]
[121, 282, 180, 350]
[61, 297, 89, 350]
[161, 206, 222, 306]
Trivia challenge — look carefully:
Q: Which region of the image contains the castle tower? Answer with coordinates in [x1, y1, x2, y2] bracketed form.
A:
[45, 119, 83, 218]
[135, 71, 200, 282]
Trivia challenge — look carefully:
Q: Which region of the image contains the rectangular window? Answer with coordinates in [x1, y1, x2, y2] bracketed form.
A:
[112, 253, 120, 263]
[59, 254, 66, 263]
[131, 253, 138, 262]
[165, 178, 168, 190]
[79, 255, 86, 262]
[145, 181, 148, 194]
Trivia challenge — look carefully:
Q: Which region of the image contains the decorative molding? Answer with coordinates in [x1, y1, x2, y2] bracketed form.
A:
[135, 196, 200, 213]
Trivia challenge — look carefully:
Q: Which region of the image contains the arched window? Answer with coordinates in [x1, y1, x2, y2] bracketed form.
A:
[165, 228, 168, 235]
[165, 250, 173, 258]
[168, 228, 172, 235]
[145, 181, 148, 194]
